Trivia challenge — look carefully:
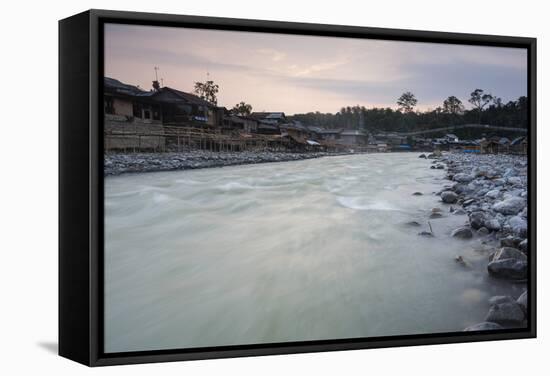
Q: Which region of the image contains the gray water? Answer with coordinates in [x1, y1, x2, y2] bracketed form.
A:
[104, 153, 524, 353]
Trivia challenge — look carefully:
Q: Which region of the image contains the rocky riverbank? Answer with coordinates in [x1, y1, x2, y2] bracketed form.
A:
[104, 151, 349, 176]
[419, 152, 529, 331]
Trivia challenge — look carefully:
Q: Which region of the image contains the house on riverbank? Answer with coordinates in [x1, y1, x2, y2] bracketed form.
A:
[103, 78, 165, 151]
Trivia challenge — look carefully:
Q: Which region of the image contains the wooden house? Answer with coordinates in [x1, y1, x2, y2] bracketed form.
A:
[103, 77, 165, 151]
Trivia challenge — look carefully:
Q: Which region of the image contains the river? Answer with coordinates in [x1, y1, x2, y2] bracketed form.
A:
[104, 152, 524, 353]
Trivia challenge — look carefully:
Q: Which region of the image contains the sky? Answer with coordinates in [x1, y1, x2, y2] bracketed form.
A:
[104, 23, 527, 115]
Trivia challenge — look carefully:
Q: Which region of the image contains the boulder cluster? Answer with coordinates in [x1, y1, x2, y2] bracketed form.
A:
[423, 152, 530, 330]
[104, 151, 344, 176]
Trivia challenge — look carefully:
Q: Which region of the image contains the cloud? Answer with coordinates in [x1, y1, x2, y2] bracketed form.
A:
[104, 23, 528, 114]
[257, 48, 286, 62]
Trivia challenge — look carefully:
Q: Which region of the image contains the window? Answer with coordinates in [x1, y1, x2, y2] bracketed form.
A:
[133, 102, 142, 118]
[105, 97, 114, 114]
[152, 105, 161, 121]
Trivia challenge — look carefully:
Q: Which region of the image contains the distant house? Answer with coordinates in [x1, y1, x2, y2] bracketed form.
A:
[377, 143, 388, 152]
[224, 115, 259, 133]
[339, 130, 368, 146]
[103, 77, 165, 151]
[150, 87, 221, 126]
[280, 121, 310, 140]
[104, 77, 162, 123]
[305, 126, 324, 141]
[250, 112, 287, 125]
[510, 136, 528, 154]
[445, 133, 459, 143]
[256, 121, 281, 135]
[319, 129, 343, 142]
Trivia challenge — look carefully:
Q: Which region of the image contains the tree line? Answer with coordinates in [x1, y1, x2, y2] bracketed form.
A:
[192, 79, 527, 133]
[290, 90, 528, 133]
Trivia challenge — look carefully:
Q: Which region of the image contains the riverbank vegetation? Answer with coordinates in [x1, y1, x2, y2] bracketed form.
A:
[289, 90, 527, 134]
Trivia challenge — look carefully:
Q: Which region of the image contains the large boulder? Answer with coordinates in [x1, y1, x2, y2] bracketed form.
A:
[451, 226, 473, 239]
[454, 173, 474, 183]
[517, 291, 528, 311]
[492, 197, 525, 215]
[508, 215, 528, 237]
[485, 302, 525, 324]
[492, 247, 527, 262]
[500, 236, 522, 248]
[519, 239, 528, 252]
[487, 259, 527, 280]
[464, 322, 504, 331]
[441, 191, 458, 204]
[489, 295, 515, 306]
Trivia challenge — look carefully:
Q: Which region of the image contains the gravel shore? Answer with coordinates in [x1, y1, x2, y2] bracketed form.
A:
[420, 152, 529, 331]
[104, 151, 349, 176]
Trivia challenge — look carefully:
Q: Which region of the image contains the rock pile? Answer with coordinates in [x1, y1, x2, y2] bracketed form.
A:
[421, 152, 529, 331]
[104, 151, 347, 176]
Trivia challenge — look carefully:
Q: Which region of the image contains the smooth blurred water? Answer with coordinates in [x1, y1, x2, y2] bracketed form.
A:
[104, 153, 524, 353]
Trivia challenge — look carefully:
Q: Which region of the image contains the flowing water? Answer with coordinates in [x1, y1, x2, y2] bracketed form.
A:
[104, 153, 524, 353]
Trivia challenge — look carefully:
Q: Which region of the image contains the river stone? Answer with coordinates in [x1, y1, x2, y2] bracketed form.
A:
[485, 189, 501, 199]
[464, 322, 504, 331]
[477, 227, 490, 236]
[489, 295, 515, 306]
[492, 197, 525, 215]
[485, 218, 501, 232]
[519, 239, 528, 252]
[412, 192, 423, 196]
[485, 302, 525, 324]
[500, 236, 522, 248]
[517, 291, 528, 310]
[451, 226, 473, 239]
[493, 247, 527, 262]
[487, 259, 527, 280]
[406, 221, 421, 227]
[469, 211, 486, 230]
[507, 176, 522, 186]
[418, 231, 434, 237]
[508, 215, 527, 237]
[453, 173, 474, 183]
[419, 154, 427, 159]
[441, 191, 458, 204]
[520, 207, 528, 218]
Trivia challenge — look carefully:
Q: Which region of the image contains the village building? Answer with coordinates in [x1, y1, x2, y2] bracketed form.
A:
[339, 130, 368, 146]
[150, 86, 222, 127]
[510, 136, 528, 154]
[249, 112, 287, 125]
[318, 128, 343, 143]
[222, 115, 259, 134]
[103, 77, 165, 151]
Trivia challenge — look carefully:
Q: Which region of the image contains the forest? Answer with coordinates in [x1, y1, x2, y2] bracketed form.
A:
[287, 90, 528, 133]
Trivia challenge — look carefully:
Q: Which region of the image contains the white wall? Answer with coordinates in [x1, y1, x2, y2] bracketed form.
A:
[0, 0, 547, 374]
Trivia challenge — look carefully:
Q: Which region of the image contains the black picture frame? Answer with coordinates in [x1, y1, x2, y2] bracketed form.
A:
[59, 9, 537, 367]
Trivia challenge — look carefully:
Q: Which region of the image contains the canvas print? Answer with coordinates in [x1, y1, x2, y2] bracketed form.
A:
[103, 23, 529, 353]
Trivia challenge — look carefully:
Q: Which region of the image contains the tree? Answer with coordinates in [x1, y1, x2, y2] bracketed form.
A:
[231, 101, 253, 116]
[194, 80, 219, 105]
[468, 89, 493, 124]
[443, 96, 464, 115]
[397, 91, 418, 113]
